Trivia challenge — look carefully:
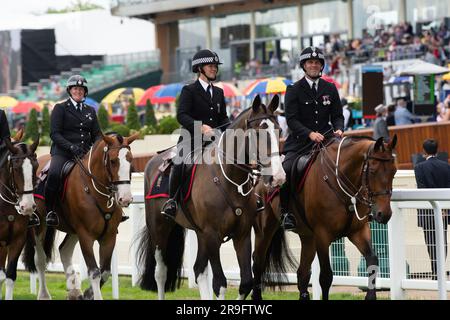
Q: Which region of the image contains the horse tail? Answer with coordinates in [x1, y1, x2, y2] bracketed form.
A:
[44, 227, 56, 262]
[22, 228, 37, 272]
[262, 226, 297, 289]
[136, 224, 185, 292]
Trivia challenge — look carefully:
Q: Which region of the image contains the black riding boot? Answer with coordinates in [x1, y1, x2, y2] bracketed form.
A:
[161, 164, 182, 220]
[45, 186, 59, 227]
[255, 194, 265, 212]
[280, 184, 296, 231]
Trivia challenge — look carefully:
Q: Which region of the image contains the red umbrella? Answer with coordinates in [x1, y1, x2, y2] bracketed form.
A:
[137, 84, 164, 106]
[321, 75, 341, 89]
[11, 101, 42, 114]
[214, 82, 243, 97]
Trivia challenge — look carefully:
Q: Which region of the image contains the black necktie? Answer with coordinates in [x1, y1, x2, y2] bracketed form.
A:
[312, 82, 317, 96]
[206, 85, 212, 101]
[76, 102, 82, 113]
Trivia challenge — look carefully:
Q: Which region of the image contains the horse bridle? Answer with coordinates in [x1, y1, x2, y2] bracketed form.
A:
[322, 137, 394, 220]
[0, 151, 36, 206]
[217, 113, 281, 196]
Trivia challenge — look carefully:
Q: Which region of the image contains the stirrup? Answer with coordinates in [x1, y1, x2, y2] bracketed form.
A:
[161, 199, 177, 220]
[256, 198, 265, 213]
[28, 213, 41, 227]
[281, 212, 296, 231]
[46, 211, 59, 227]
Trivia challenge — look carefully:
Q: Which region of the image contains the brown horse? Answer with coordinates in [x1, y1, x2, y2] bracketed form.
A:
[137, 95, 286, 300]
[0, 130, 39, 300]
[252, 135, 397, 300]
[22, 132, 139, 300]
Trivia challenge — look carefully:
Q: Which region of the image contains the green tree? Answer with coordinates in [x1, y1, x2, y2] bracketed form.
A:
[144, 99, 157, 127]
[157, 115, 180, 134]
[97, 104, 109, 131]
[25, 109, 39, 142]
[41, 105, 50, 137]
[126, 99, 140, 131]
[46, 0, 103, 13]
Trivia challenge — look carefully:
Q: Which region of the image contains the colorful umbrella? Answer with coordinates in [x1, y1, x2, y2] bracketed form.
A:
[214, 82, 243, 98]
[101, 87, 145, 105]
[0, 95, 18, 108]
[243, 77, 293, 96]
[151, 83, 184, 104]
[137, 84, 164, 106]
[11, 101, 41, 114]
[84, 97, 100, 111]
[321, 75, 342, 89]
[443, 64, 450, 81]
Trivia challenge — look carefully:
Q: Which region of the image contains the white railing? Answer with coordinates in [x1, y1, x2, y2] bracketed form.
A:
[25, 188, 450, 300]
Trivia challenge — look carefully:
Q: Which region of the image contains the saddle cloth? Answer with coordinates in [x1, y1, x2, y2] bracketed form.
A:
[34, 159, 76, 201]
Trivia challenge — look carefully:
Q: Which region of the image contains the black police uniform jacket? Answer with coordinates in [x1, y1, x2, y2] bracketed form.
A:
[0, 110, 10, 143]
[50, 99, 101, 157]
[177, 80, 230, 145]
[283, 77, 344, 154]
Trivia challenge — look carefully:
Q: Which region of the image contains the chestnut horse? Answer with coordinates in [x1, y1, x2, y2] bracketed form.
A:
[137, 95, 286, 300]
[252, 135, 397, 300]
[0, 130, 39, 300]
[22, 132, 139, 300]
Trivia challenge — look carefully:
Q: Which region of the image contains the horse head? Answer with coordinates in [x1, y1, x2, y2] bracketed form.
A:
[3, 132, 39, 215]
[244, 94, 286, 187]
[100, 132, 140, 207]
[365, 134, 397, 224]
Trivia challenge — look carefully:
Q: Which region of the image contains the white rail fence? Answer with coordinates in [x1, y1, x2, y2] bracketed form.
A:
[24, 189, 450, 300]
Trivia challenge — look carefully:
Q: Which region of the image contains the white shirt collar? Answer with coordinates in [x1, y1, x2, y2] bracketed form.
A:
[305, 76, 319, 90]
[426, 155, 436, 160]
[198, 78, 213, 96]
[69, 97, 82, 109]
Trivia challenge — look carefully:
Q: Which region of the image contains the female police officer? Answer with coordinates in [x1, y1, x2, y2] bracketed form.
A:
[161, 49, 230, 220]
[44, 75, 101, 226]
[281, 47, 344, 231]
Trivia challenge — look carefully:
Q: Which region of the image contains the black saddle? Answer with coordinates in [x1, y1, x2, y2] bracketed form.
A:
[290, 151, 318, 193]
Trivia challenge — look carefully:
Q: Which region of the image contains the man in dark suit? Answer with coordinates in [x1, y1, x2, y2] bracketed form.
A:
[161, 49, 230, 219]
[0, 109, 11, 168]
[281, 46, 344, 230]
[414, 139, 450, 278]
[44, 75, 101, 226]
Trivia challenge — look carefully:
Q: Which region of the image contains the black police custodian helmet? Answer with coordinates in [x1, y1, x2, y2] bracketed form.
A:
[191, 49, 223, 73]
[66, 75, 88, 97]
[299, 46, 325, 71]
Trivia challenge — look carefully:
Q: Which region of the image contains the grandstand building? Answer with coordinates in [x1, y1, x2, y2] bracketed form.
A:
[112, 0, 450, 82]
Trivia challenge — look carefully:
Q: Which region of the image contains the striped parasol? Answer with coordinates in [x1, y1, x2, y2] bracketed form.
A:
[243, 77, 293, 97]
[214, 82, 243, 97]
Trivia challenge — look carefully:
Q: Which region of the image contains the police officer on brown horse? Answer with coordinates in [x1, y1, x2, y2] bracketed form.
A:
[281, 46, 344, 231]
[43, 75, 101, 226]
[161, 49, 230, 220]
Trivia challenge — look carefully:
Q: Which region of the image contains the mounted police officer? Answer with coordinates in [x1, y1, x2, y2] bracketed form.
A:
[0, 109, 10, 161]
[161, 49, 230, 220]
[43, 75, 101, 227]
[281, 47, 344, 231]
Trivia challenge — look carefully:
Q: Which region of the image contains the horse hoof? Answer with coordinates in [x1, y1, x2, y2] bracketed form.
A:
[83, 288, 94, 300]
[299, 292, 310, 300]
[67, 289, 83, 300]
[365, 293, 376, 300]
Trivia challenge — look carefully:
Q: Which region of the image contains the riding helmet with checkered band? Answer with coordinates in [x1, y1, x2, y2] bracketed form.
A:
[191, 49, 223, 73]
[299, 46, 325, 72]
[66, 75, 88, 97]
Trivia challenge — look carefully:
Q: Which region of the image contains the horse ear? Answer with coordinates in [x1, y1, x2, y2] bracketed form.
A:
[268, 94, 279, 113]
[387, 134, 397, 150]
[374, 137, 385, 152]
[4, 137, 17, 154]
[12, 128, 24, 142]
[102, 133, 115, 146]
[30, 135, 40, 153]
[125, 132, 140, 145]
[252, 95, 261, 113]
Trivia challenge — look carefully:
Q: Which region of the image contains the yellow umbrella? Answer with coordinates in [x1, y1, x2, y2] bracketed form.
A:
[0, 95, 18, 108]
[443, 64, 450, 81]
[101, 87, 145, 105]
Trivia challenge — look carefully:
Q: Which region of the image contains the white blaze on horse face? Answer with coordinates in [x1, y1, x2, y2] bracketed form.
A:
[18, 158, 35, 215]
[260, 119, 286, 187]
[116, 148, 132, 207]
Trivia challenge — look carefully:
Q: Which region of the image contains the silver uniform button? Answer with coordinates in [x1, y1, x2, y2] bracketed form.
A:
[81, 134, 84, 137]
[80, 123, 83, 125]
[315, 121, 318, 124]
[315, 111, 318, 114]
[81, 141, 84, 144]
[210, 118, 212, 121]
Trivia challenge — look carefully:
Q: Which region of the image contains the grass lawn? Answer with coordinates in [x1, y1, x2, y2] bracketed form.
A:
[2, 271, 366, 300]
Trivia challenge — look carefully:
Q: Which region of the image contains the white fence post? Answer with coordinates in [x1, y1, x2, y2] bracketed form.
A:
[186, 230, 197, 288]
[311, 255, 321, 300]
[431, 200, 447, 300]
[111, 247, 119, 299]
[388, 201, 406, 300]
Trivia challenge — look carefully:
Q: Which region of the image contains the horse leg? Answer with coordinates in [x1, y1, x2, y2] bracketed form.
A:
[34, 233, 51, 300]
[194, 234, 226, 300]
[59, 234, 82, 300]
[314, 232, 333, 300]
[0, 247, 6, 300]
[348, 226, 378, 300]
[77, 231, 102, 300]
[98, 233, 118, 291]
[4, 237, 27, 300]
[298, 235, 317, 300]
[233, 234, 253, 300]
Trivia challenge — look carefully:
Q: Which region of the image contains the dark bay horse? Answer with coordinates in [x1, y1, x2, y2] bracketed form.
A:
[252, 135, 397, 300]
[23, 132, 139, 300]
[137, 95, 286, 300]
[0, 130, 39, 300]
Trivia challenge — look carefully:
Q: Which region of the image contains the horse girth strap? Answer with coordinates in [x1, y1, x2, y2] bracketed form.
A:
[208, 165, 243, 216]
